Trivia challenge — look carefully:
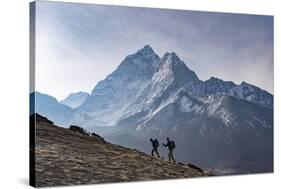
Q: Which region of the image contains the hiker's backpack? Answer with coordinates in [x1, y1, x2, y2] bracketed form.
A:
[169, 140, 176, 149]
[154, 139, 159, 148]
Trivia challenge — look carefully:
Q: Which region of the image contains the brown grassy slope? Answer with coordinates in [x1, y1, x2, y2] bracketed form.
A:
[33, 116, 210, 187]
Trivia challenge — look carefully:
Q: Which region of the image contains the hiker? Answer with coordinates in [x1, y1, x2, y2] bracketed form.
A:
[150, 138, 160, 158]
[162, 137, 176, 163]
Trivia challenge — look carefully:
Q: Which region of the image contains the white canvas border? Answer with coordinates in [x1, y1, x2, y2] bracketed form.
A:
[0, 0, 280, 188]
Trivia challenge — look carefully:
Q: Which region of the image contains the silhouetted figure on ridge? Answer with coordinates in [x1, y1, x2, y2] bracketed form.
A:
[163, 137, 176, 163]
[150, 138, 160, 158]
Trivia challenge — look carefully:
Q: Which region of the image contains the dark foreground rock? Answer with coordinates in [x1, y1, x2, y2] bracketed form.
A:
[31, 114, 210, 187]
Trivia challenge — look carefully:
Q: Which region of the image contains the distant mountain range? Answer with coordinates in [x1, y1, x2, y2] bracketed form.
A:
[60, 92, 90, 109]
[31, 45, 273, 174]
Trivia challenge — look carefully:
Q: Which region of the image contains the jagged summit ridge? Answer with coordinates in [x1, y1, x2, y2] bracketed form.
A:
[154, 51, 200, 88]
[136, 45, 155, 56]
[119, 45, 161, 71]
[35, 45, 273, 128]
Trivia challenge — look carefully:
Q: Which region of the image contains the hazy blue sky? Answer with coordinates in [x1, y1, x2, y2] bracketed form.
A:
[35, 1, 273, 100]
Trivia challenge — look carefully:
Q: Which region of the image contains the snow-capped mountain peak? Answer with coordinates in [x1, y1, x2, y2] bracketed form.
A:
[204, 77, 235, 95]
[228, 81, 273, 109]
[76, 46, 163, 126]
[36, 45, 273, 129]
[60, 92, 90, 109]
[159, 52, 199, 83]
[121, 45, 161, 70]
[161, 52, 183, 67]
[136, 45, 155, 56]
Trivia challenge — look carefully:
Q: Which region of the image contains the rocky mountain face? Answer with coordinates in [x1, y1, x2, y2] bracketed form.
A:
[59, 92, 90, 109]
[33, 45, 273, 174]
[31, 113, 209, 187]
[72, 45, 161, 127]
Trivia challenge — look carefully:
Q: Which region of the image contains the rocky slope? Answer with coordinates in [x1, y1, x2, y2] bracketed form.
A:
[31, 114, 209, 187]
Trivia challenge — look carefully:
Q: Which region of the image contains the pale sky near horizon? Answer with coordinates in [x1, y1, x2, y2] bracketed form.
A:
[35, 1, 273, 101]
